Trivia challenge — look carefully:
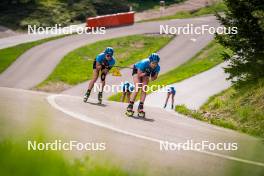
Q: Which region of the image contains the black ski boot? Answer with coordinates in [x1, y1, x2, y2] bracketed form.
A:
[83, 90, 91, 103]
[98, 92, 103, 104]
[125, 102, 134, 117]
[137, 102, 145, 118]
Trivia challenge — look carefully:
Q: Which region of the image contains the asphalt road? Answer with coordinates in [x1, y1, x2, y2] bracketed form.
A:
[1, 87, 264, 176]
[145, 62, 232, 110]
[0, 24, 86, 49]
[0, 16, 217, 91]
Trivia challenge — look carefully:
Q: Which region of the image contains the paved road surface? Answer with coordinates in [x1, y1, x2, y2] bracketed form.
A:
[1, 87, 263, 176]
[0, 24, 86, 49]
[135, 0, 214, 21]
[145, 62, 231, 110]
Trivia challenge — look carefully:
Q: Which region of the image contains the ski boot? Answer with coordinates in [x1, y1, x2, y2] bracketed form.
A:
[125, 102, 134, 117]
[83, 90, 91, 103]
[137, 102, 145, 118]
[98, 92, 103, 104]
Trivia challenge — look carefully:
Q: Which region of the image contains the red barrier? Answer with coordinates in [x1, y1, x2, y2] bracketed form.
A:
[86, 12, 134, 28]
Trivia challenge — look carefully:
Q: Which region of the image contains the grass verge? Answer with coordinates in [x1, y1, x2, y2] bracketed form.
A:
[36, 34, 173, 92]
[0, 35, 67, 74]
[0, 130, 142, 176]
[140, 1, 227, 22]
[109, 40, 232, 102]
[175, 79, 264, 138]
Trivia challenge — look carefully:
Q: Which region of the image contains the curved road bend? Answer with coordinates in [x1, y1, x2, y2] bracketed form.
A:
[0, 16, 218, 92]
[0, 87, 264, 176]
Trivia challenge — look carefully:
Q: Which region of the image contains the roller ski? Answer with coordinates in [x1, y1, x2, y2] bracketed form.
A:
[137, 109, 145, 118]
[98, 92, 103, 104]
[125, 103, 134, 117]
[137, 103, 146, 118]
[83, 90, 91, 103]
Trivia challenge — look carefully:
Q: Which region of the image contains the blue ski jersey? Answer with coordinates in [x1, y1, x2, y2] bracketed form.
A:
[134, 58, 160, 75]
[96, 53, 115, 67]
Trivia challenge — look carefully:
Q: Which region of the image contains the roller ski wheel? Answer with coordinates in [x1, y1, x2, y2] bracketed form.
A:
[98, 92, 103, 104]
[137, 110, 145, 118]
[125, 110, 134, 117]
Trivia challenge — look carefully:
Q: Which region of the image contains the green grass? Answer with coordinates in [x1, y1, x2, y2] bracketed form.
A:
[37, 34, 173, 92]
[109, 40, 232, 102]
[175, 79, 264, 138]
[140, 2, 227, 22]
[0, 133, 141, 176]
[0, 35, 68, 74]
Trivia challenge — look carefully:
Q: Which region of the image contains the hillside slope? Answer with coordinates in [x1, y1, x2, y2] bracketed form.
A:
[176, 79, 264, 137]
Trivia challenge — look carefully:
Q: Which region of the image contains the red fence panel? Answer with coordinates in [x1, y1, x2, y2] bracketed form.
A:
[86, 12, 134, 28]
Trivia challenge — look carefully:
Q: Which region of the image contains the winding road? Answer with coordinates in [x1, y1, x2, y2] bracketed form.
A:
[0, 15, 264, 175]
[0, 16, 217, 90]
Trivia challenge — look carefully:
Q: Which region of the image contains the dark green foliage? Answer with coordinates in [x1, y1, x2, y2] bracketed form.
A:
[91, 0, 130, 15]
[0, 0, 185, 30]
[216, 0, 264, 83]
[0, 0, 96, 29]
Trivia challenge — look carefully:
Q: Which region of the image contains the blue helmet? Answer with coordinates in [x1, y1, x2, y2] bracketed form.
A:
[104, 47, 114, 56]
[149, 53, 160, 63]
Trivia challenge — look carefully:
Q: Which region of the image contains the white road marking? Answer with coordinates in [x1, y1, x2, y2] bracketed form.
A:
[47, 94, 264, 168]
[190, 38, 197, 42]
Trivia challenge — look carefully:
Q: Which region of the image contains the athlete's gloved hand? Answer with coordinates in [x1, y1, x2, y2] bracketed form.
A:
[102, 59, 110, 69]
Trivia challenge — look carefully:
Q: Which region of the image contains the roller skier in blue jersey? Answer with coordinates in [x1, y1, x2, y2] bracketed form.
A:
[83, 47, 116, 104]
[164, 86, 176, 109]
[126, 53, 161, 118]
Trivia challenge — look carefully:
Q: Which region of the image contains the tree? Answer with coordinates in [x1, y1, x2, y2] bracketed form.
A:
[216, 0, 264, 83]
[92, 0, 129, 15]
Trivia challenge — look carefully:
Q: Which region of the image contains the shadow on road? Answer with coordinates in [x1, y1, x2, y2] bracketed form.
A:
[129, 115, 155, 122]
[86, 102, 107, 107]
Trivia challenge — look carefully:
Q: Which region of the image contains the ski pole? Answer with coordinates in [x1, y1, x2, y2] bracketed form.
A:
[112, 65, 133, 69]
